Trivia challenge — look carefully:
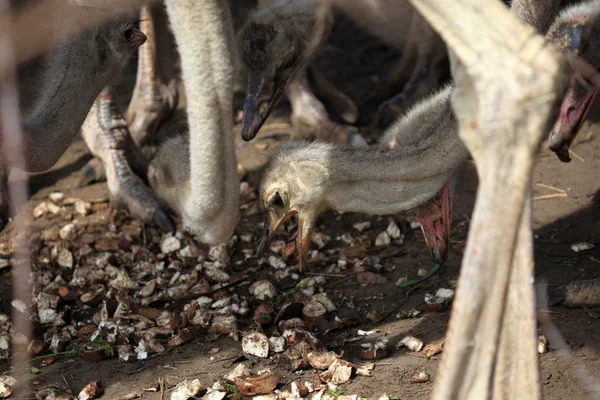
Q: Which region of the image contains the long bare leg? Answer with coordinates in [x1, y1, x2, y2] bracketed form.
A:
[126, 4, 178, 147]
[163, 0, 239, 244]
[81, 88, 173, 230]
[399, 0, 567, 398]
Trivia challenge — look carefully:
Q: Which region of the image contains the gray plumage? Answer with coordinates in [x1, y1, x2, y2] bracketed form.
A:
[261, 84, 467, 217]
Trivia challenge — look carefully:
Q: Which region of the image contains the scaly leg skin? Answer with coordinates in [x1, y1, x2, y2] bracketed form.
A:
[374, 21, 448, 129]
[81, 88, 174, 231]
[287, 68, 366, 147]
[126, 4, 178, 148]
[79, 5, 178, 187]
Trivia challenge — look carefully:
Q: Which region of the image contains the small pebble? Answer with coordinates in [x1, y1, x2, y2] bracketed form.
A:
[395, 276, 407, 287]
[538, 335, 548, 354]
[386, 219, 401, 239]
[48, 191, 65, 203]
[74, 200, 92, 216]
[353, 221, 371, 232]
[311, 232, 331, 249]
[161, 236, 181, 254]
[268, 255, 287, 270]
[250, 280, 278, 300]
[571, 242, 594, 253]
[411, 371, 430, 383]
[179, 244, 200, 258]
[59, 224, 76, 241]
[242, 332, 269, 358]
[375, 232, 391, 247]
[57, 249, 73, 269]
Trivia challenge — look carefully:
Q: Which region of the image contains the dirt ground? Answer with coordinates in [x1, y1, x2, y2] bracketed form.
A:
[2, 4, 600, 400]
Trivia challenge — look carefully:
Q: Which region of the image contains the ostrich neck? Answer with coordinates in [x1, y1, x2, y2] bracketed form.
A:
[323, 139, 464, 215]
[24, 52, 107, 139]
[310, 87, 468, 214]
[18, 40, 118, 172]
[334, 87, 466, 180]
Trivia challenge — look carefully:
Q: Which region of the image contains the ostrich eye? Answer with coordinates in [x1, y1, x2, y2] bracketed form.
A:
[269, 192, 284, 207]
[124, 28, 134, 40]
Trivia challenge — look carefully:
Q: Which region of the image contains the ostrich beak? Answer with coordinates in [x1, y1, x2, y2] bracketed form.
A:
[296, 212, 315, 273]
[416, 183, 452, 265]
[127, 27, 147, 50]
[241, 72, 286, 141]
[256, 207, 315, 273]
[548, 80, 599, 162]
[256, 209, 298, 257]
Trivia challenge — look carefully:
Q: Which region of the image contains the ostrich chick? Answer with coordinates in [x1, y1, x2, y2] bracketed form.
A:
[546, 0, 600, 162]
[237, 0, 359, 144]
[258, 85, 468, 271]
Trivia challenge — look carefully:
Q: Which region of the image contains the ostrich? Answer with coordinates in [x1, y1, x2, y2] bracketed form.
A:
[150, 0, 597, 274]
[46, 0, 448, 230]
[77, 0, 366, 232]
[11, 17, 145, 172]
[77, 4, 178, 231]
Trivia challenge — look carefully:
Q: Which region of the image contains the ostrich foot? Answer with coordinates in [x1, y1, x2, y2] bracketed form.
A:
[82, 89, 174, 231]
[104, 149, 173, 232]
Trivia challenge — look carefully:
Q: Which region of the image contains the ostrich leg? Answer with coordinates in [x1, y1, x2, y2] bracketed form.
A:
[164, 0, 239, 244]
[403, 0, 568, 398]
[81, 88, 173, 230]
[126, 4, 178, 147]
[78, 4, 178, 187]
